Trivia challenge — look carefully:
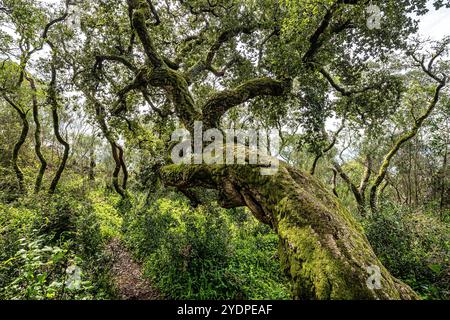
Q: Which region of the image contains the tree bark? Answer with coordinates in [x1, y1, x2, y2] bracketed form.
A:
[161, 152, 418, 300]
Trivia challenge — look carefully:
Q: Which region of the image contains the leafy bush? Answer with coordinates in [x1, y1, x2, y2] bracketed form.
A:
[363, 203, 450, 300]
[124, 194, 291, 300]
[1, 235, 97, 299]
[0, 192, 115, 300]
[87, 191, 122, 241]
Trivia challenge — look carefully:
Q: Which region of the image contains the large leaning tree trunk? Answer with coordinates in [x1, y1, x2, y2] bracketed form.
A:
[114, 0, 421, 300]
[160, 149, 418, 300]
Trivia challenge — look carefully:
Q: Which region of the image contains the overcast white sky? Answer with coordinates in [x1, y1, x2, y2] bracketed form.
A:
[417, 2, 450, 40]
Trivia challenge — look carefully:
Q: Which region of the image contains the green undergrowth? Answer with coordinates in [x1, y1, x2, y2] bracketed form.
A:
[0, 188, 119, 300]
[363, 203, 449, 300]
[123, 193, 291, 299]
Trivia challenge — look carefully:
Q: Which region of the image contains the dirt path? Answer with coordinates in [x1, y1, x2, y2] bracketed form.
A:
[106, 238, 161, 300]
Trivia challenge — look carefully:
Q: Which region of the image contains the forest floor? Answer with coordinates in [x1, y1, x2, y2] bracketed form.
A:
[106, 238, 161, 300]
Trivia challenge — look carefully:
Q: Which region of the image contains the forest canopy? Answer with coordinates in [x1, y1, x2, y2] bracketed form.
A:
[0, 0, 449, 300]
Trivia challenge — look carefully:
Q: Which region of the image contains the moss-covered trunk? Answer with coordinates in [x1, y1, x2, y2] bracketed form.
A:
[161, 158, 418, 300]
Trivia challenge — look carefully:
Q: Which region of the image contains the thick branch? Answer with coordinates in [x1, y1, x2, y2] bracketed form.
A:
[302, 0, 358, 63]
[203, 77, 291, 128]
[128, 0, 164, 67]
[127, 0, 201, 128]
[146, 0, 160, 26]
[303, 5, 336, 62]
[95, 55, 138, 73]
[160, 151, 418, 300]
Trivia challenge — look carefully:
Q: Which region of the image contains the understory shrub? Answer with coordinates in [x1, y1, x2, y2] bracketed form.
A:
[123, 194, 291, 299]
[0, 191, 115, 300]
[363, 203, 450, 300]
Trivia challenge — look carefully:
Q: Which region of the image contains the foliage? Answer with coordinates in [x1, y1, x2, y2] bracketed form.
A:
[0, 190, 115, 300]
[363, 203, 450, 299]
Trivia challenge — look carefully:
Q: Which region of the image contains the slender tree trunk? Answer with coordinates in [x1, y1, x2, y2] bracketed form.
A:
[331, 168, 339, 198]
[379, 180, 389, 198]
[332, 160, 366, 215]
[310, 154, 322, 176]
[394, 181, 403, 203]
[359, 155, 372, 197]
[310, 122, 345, 176]
[26, 76, 47, 193]
[78, 86, 130, 199]
[407, 152, 412, 206]
[94, 101, 128, 199]
[3, 96, 29, 194]
[48, 103, 70, 194]
[89, 148, 96, 183]
[413, 138, 419, 206]
[117, 144, 128, 190]
[109, 141, 127, 198]
[439, 144, 448, 211]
